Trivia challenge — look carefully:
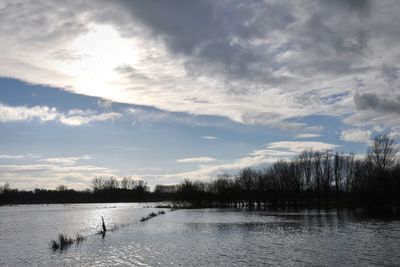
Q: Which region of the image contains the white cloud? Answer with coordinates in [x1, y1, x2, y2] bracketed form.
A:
[340, 128, 371, 143]
[41, 155, 91, 165]
[201, 136, 218, 140]
[267, 141, 340, 153]
[97, 99, 113, 109]
[0, 103, 122, 126]
[0, 154, 26, 159]
[295, 133, 321, 139]
[0, 103, 58, 122]
[59, 111, 122, 126]
[177, 157, 216, 163]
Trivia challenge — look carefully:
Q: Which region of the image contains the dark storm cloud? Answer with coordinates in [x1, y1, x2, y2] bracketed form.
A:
[382, 64, 399, 83]
[304, 14, 368, 56]
[89, 0, 380, 83]
[96, 0, 295, 81]
[324, 0, 370, 14]
[354, 93, 400, 114]
[285, 0, 372, 78]
[111, 0, 293, 54]
[95, 0, 374, 82]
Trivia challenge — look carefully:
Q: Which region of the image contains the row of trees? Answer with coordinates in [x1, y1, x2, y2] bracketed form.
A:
[0, 177, 152, 204]
[90, 177, 151, 202]
[1, 134, 399, 208]
[91, 176, 150, 192]
[171, 134, 400, 208]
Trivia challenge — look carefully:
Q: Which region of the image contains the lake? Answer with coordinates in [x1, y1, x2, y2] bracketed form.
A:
[0, 203, 400, 266]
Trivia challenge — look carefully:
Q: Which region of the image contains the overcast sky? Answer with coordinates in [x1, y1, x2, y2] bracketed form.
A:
[1, 0, 399, 190]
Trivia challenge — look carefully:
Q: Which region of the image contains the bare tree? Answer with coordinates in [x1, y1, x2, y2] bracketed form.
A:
[133, 180, 149, 192]
[344, 153, 355, 193]
[313, 151, 323, 194]
[321, 150, 333, 193]
[104, 177, 119, 189]
[238, 168, 256, 192]
[56, 185, 68, 191]
[91, 177, 104, 191]
[237, 168, 257, 206]
[333, 152, 344, 197]
[368, 134, 399, 173]
[0, 183, 10, 194]
[299, 150, 313, 191]
[121, 177, 133, 189]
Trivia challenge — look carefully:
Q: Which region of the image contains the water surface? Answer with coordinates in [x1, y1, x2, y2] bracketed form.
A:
[1, 204, 399, 266]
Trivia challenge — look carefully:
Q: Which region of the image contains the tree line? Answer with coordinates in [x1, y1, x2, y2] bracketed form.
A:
[170, 134, 400, 208]
[0, 177, 155, 204]
[1, 134, 399, 208]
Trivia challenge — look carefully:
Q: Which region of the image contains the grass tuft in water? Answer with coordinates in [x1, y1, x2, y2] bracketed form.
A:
[50, 233, 85, 251]
[75, 234, 86, 244]
[139, 210, 166, 223]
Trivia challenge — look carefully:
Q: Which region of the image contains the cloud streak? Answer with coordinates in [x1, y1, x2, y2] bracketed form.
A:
[177, 157, 216, 163]
[201, 136, 218, 140]
[267, 141, 340, 153]
[354, 93, 400, 114]
[0, 103, 122, 126]
[340, 128, 371, 143]
[295, 133, 321, 139]
[0, 103, 58, 122]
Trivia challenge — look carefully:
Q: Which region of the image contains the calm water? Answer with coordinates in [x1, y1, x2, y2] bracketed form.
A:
[1, 204, 400, 266]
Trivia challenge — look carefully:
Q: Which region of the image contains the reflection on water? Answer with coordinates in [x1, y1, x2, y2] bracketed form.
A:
[1, 204, 400, 266]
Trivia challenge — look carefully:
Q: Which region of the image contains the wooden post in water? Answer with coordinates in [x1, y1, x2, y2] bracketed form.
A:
[101, 216, 107, 232]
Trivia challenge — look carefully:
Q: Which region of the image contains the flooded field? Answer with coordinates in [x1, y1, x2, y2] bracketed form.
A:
[1, 204, 400, 266]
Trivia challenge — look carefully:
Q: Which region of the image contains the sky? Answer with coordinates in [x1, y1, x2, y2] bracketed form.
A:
[1, 0, 399, 190]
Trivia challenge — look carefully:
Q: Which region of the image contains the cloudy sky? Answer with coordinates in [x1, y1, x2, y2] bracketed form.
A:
[1, 0, 399, 190]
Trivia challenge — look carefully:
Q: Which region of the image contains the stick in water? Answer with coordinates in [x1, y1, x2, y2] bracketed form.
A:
[101, 216, 107, 232]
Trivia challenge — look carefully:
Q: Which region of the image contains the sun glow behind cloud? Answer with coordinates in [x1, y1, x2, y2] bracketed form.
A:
[59, 24, 139, 99]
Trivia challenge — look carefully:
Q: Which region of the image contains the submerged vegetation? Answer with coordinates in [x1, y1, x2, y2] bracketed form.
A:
[50, 234, 85, 251]
[1, 134, 400, 209]
[140, 211, 160, 222]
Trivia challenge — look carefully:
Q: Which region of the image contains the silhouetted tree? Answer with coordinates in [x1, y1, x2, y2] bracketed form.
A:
[91, 177, 104, 192]
[121, 177, 132, 189]
[56, 185, 68, 191]
[334, 152, 344, 199]
[369, 134, 399, 173]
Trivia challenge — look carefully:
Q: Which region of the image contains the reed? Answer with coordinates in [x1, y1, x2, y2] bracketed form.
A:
[139, 211, 163, 222]
[75, 234, 86, 244]
[50, 233, 85, 251]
